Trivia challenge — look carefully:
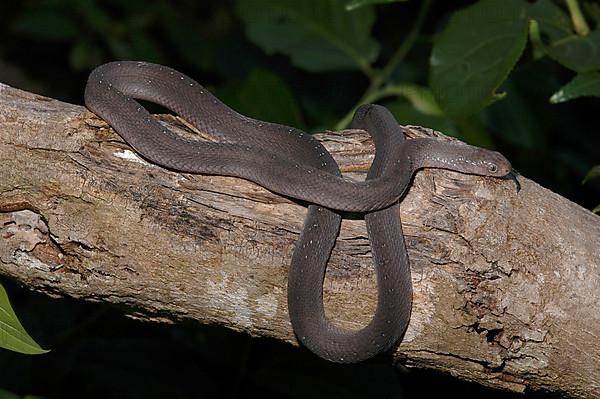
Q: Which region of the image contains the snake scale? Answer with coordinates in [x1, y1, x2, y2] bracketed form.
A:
[85, 61, 518, 363]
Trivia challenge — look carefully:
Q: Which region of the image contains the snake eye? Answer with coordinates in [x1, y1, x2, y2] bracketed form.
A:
[488, 164, 498, 173]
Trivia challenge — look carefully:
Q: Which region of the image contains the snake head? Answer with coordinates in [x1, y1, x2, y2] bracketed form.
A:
[474, 149, 512, 177]
[408, 139, 520, 193]
[476, 150, 520, 192]
[470, 150, 521, 192]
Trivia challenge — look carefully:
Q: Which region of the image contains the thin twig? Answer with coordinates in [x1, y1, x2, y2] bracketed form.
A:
[335, 0, 432, 130]
[565, 0, 590, 36]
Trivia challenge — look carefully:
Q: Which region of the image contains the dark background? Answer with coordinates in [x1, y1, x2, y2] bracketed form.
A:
[0, 0, 597, 398]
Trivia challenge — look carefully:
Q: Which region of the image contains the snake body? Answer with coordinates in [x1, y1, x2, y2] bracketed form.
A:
[85, 61, 516, 363]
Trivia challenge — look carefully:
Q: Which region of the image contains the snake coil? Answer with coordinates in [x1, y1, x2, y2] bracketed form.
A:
[85, 61, 518, 363]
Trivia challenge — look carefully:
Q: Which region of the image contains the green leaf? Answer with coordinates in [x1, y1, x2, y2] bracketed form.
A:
[345, 0, 406, 11]
[217, 68, 305, 129]
[583, 165, 600, 184]
[12, 10, 79, 40]
[550, 72, 600, 103]
[0, 282, 48, 355]
[529, 0, 600, 72]
[237, 0, 379, 72]
[593, 204, 600, 214]
[482, 80, 541, 148]
[430, 0, 529, 117]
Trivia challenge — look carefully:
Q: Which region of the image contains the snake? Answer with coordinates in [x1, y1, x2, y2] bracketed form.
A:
[84, 61, 518, 363]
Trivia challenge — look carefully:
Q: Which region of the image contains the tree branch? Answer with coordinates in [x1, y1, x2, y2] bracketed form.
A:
[0, 83, 598, 398]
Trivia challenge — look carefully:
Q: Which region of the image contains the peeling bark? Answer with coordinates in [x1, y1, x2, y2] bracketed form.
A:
[0, 83, 599, 398]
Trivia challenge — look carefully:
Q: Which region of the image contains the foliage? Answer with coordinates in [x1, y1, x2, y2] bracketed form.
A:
[237, 0, 380, 73]
[4, 0, 599, 152]
[430, 0, 529, 117]
[0, 282, 47, 354]
[550, 72, 600, 102]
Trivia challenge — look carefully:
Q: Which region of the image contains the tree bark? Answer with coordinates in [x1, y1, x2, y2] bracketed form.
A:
[1, 83, 599, 398]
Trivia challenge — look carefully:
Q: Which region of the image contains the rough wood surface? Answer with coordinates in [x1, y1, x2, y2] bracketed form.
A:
[1, 83, 599, 398]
